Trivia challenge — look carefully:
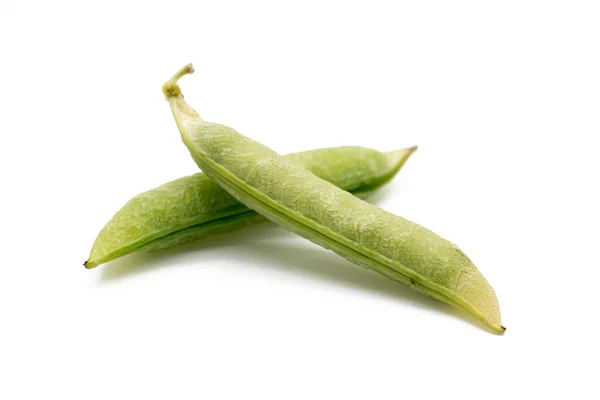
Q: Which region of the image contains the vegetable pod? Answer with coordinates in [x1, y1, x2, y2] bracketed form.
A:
[85, 146, 416, 268]
[163, 64, 504, 333]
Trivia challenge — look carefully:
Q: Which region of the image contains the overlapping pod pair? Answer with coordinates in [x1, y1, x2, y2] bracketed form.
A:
[85, 146, 416, 267]
[161, 64, 505, 333]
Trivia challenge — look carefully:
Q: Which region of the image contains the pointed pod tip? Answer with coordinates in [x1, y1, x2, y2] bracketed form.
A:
[394, 145, 418, 158]
[385, 145, 418, 171]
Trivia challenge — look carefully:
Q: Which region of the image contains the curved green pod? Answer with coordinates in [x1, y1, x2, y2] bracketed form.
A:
[163, 64, 504, 333]
[85, 146, 416, 268]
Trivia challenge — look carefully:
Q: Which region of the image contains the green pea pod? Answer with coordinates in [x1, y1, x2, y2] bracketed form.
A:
[85, 145, 416, 268]
[163, 64, 504, 333]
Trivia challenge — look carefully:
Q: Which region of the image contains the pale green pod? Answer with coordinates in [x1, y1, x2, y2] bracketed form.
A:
[163, 64, 504, 333]
[85, 146, 417, 268]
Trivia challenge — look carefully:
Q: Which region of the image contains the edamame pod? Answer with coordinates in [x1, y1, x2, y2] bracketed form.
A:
[163, 64, 504, 333]
[85, 146, 416, 268]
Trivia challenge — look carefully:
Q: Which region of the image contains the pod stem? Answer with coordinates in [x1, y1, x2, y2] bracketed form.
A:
[162, 63, 195, 99]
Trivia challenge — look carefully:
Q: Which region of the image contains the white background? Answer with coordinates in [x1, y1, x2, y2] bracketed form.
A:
[1, 1, 599, 398]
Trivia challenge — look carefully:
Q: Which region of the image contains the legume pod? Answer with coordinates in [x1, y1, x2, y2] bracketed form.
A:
[85, 146, 416, 268]
[163, 64, 504, 333]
